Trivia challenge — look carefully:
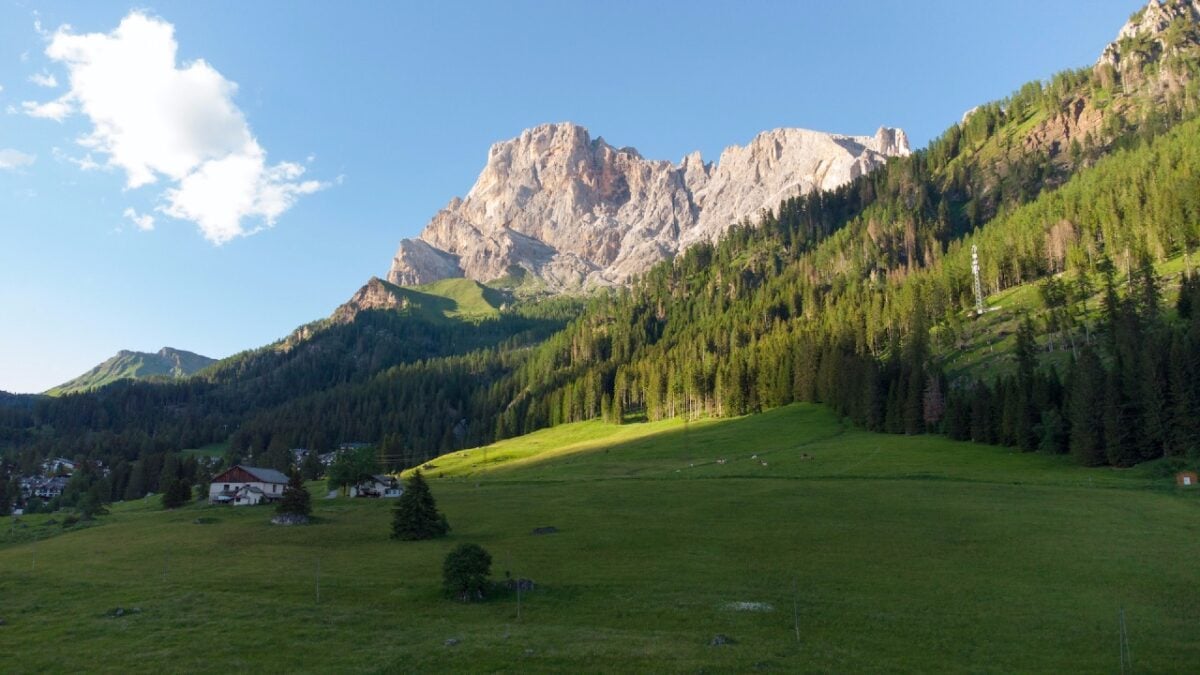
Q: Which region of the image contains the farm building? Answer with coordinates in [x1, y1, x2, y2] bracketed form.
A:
[350, 475, 403, 498]
[1177, 471, 1199, 487]
[208, 465, 290, 505]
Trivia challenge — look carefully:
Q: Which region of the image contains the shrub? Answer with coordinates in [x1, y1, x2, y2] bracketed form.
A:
[443, 543, 492, 602]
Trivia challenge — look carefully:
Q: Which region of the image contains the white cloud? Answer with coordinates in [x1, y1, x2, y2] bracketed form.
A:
[27, 11, 324, 244]
[0, 149, 36, 170]
[123, 207, 155, 231]
[29, 72, 57, 87]
[22, 98, 71, 120]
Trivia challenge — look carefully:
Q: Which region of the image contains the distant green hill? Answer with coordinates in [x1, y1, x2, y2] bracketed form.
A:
[46, 347, 215, 396]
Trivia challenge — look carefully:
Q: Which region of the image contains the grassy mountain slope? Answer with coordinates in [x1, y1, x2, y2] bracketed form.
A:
[45, 347, 215, 397]
[2, 404, 1197, 671]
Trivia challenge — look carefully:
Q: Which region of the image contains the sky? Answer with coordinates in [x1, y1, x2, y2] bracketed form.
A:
[0, 0, 1139, 393]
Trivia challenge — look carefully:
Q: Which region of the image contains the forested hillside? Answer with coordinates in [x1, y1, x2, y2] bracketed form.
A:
[4, 2, 1200, 498]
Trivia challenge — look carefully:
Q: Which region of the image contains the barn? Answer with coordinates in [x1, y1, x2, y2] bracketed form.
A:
[208, 465, 290, 505]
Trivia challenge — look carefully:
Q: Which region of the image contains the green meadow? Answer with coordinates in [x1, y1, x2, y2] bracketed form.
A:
[2, 404, 1198, 673]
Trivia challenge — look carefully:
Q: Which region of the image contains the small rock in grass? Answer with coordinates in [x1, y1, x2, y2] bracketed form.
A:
[271, 513, 310, 526]
[709, 634, 736, 646]
[444, 638, 459, 647]
[531, 526, 558, 535]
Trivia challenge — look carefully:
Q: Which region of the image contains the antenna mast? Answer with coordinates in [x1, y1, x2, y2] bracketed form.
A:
[972, 244, 985, 316]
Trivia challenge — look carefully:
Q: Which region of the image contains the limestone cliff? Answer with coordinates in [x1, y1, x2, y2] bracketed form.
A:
[387, 122, 909, 290]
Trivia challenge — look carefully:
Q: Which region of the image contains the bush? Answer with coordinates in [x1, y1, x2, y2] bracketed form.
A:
[61, 514, 79, 528]
[443, 543, 492, 602]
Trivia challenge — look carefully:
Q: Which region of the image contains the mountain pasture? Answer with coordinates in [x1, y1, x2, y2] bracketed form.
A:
[1, 404, 1197, 672]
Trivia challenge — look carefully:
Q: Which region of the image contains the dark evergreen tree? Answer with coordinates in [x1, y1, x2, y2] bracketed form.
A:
[391, 471, 449, 540]
[161, 479, 190, 509]
[277, 471, 312, 518]
[1068, 347, 1106, 465]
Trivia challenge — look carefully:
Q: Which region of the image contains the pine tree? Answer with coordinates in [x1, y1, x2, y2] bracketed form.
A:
[1069, 347, 1106, 465]
[391, 470, 449, 540]
[1014, 318, 1039, 451]
[161, 478, 190, 509]
[277, 471, 312, 518]
[124, 461, 146, 501]
[0, 478, 10, 517]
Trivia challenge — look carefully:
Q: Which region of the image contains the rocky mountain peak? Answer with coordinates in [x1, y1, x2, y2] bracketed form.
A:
[1097, 0, 1200, 72]
[388, 121, 908, 291]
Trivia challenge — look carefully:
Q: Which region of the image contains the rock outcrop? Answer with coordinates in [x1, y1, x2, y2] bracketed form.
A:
[1096, 0, 1200, 91]
[387, 122, 909, 291]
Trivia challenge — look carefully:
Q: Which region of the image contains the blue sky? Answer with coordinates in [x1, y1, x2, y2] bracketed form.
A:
[0, 0, 1137, 393]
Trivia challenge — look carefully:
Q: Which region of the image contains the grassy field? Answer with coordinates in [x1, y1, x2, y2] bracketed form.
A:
[180, 441, 229, 459]
[2, 404, 1198, 672]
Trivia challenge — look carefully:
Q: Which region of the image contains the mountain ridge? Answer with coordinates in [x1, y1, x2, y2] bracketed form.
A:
[387, 122, 909, 291]
[46, 347, 215, 396]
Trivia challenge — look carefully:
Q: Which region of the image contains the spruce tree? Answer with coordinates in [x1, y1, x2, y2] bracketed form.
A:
[277, 471, 312, 518]
[161, 479, 190, 509]
[391, 470, 449, 540]
[0, 478, 10, 517]
[1069, 347, 1106, 465]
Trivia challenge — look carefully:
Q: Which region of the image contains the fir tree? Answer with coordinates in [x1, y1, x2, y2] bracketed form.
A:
[1068, 347, 1106, 465]
[391, 470, 449, 540]
[161, 478, 190, 509]
[277, 470, 312, 518]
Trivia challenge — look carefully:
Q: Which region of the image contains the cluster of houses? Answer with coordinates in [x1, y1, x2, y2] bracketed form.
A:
[208, 464, 401, 506]
[15, 457, 85, 503]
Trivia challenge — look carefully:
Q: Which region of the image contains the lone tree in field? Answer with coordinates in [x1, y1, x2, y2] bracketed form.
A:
[391, 470, 449, 540]
[277, 471, 312, 518]
[443, 543, 492, 601]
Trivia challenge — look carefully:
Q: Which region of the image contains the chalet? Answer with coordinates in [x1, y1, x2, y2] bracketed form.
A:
[33, 476, 69, 500]
[1177, 470, 1199, 487]
[350, 475, 403, 498]
[208, 465, 290, 506]
[41, 457, 77, 475]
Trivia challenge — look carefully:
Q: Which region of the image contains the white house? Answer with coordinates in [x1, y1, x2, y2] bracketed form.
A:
[349, 474, 403, 498]
[208, 465, 290, 506]
[42, 457, 77, 474]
